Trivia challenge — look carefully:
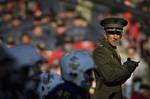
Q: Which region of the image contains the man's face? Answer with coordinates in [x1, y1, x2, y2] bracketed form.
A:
[105, 32, 122, 47]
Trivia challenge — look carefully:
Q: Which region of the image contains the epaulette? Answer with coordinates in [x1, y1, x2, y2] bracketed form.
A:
[96, 42, 104, 47]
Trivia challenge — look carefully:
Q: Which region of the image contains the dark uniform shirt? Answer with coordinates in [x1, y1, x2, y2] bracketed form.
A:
[45, 81, 90, 99]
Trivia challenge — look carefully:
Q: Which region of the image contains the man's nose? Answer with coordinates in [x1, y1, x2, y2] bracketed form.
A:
[114, 34, 120, 37]
[114, 34, 118, 38]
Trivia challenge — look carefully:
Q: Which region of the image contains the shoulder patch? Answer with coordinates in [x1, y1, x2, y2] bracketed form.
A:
[96, 42, 104, 47]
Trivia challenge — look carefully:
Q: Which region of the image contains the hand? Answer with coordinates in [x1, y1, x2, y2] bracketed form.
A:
[127, 58, 138, 61]
[124, 58, 140, 67]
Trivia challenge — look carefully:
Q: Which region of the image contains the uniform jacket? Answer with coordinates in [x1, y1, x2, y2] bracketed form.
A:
[91, 38, 137, 99]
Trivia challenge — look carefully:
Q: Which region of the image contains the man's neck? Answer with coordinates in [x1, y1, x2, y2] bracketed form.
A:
[109, 43, 117, 49]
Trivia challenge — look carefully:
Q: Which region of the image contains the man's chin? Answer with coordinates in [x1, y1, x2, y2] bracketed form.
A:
[113, 42, 119, 46]
[111, 43, 118, 48]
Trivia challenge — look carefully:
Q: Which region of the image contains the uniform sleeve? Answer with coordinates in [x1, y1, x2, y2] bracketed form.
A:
[93, 46, 137, 84]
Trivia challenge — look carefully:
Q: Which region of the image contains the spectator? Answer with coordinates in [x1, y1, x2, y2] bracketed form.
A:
[45, 50, 95, 99]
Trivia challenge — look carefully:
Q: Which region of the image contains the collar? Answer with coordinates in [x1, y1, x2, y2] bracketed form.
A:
[99, 38, 121, 62]
[100, 38, 117, 51]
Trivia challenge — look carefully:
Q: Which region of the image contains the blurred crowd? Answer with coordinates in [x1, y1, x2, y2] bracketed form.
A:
[0, 0, 150, 99]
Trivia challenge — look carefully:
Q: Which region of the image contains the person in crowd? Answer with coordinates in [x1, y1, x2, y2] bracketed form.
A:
[131, 78, 150, 99]
[36, 58, 64, 99]
[91, 17, 140, 99]
[5, 36, 16, 48]
[45, 50, 95, 99]
[123, 46, 148, 99]
[19, 33, 32, 45]
[65, 15, 90, 41]
[0, 44, 39, 99]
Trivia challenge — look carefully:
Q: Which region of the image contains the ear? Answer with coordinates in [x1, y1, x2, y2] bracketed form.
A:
[104, 33, 107, 39]
[120, 34, 122, 39]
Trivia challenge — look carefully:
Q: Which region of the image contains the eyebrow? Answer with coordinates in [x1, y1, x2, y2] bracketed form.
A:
[107, 31, 122, 35]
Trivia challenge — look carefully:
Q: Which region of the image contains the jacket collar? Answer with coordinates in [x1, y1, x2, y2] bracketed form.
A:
[100, 38, 116, 51]
[99, 38, 121, 62]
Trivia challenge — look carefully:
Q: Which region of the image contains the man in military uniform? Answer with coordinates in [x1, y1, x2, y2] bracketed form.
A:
[91, 17, 140, 99]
